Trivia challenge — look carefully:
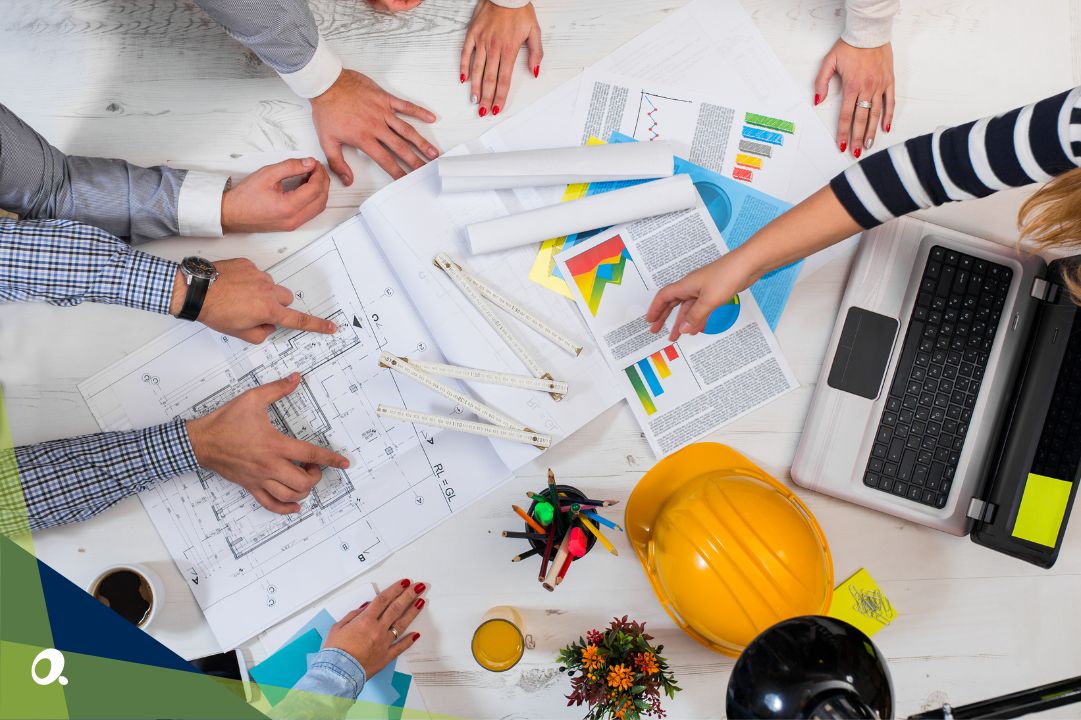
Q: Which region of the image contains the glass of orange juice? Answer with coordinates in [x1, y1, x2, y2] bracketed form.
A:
[471, 606, 534, 672]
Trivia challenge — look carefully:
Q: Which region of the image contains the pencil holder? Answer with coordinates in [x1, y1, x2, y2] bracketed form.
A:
[526, 484, 597, 558]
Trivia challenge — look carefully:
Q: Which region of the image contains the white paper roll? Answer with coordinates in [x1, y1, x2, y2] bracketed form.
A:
[439, 142, 675, 192]
[466, 174, 697, 255]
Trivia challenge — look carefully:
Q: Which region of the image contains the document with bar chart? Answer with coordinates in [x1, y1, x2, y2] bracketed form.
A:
[572, 71, 802, 198]
[556, 202, 797, 456]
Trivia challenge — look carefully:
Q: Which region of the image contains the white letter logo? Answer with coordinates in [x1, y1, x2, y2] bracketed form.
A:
[30, 648, 68, 686]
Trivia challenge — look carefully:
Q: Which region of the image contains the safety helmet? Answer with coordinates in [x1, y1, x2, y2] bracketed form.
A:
[626, 443, 833, 657]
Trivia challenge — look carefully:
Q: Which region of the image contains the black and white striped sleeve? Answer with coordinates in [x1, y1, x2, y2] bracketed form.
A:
[830, 87, 1081, 229]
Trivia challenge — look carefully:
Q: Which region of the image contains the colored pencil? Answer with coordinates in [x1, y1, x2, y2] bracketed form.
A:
[582, 510, 624, 532]
[555, 554, 573, 585]
[502, 530, 547, 540]
[578, 514, 618, 556]
[547, 469, 563, 538]
[538, 524, 556, 581]
[575, 498, 618, 507]
[543, 522, 577, 591]
[511, 547, 540, 562]
[513, 504, 547, 535]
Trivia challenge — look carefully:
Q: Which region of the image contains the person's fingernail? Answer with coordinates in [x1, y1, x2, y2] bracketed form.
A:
[479, 106, 487, 117]
[400, 578, 411, 588]
[533, 65, 540, 78]
[426, 146, 438, 159]
[885, 123, 891, 133]
[360, 602, 370, 610]
[413, 582, 426, 594]
[492, 105, 500, 116]
[415, 598, 426, 609]
[470, 94, 478, 105]
[327, 321, 337, 333]
[339, 458, 350, 469]
[865, 137, 874, 149]
[854, 147, 862, 158]
[412, 632, 421, 641]
[301, 157, 315, 169]
[460, 73, 466, 83]
[839, 142, 847, 153]
[679, 322, 693, 334]
[814, 93, 821, 106]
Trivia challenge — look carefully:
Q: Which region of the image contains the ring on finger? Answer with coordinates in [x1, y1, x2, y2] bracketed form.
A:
[856, 99, 873, 110]
[389, 625, 400, 639]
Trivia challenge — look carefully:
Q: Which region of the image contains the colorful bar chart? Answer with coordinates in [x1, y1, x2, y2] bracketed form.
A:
[736, 113, 795, 184]
[625, 345, 680, 416]
[564, 234, 634, 316]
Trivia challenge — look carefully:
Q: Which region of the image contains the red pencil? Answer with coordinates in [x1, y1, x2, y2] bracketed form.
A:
[555, 554, 573, 585]
[538, 525, 556, 582]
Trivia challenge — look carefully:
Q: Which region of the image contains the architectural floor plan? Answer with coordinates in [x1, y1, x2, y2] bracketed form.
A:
[79, 216, 512, 649]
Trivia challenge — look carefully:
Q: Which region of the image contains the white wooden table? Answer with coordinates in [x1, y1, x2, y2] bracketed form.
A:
[4, 1, 1081, 717]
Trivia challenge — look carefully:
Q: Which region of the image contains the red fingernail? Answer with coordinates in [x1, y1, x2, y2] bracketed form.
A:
[854, 147, 862, 158]
[814, 93, 821, 106]
[533, 65, 540, 78]
[413, 582, 426, 594]
[460, 73, 465, 83]
[415, 598, 425, 609]
[492, 105, 500, 116]
[885, 123, 891, 133]
[400, 578, 410, 588]
[839, 142, 847, 153]
[479, 106, 487, 117]
[360, 602, 370, 609]
[412, 632, 421, 641]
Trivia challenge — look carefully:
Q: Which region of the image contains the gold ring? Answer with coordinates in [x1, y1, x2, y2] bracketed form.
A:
[389, 625, 400, 639]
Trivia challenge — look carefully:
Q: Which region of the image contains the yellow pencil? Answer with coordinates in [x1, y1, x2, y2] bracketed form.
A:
[578, 514, 618, 556]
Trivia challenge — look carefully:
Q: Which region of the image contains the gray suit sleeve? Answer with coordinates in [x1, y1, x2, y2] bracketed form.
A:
[0, 104, 185, 243]
[192, 0, 321, 75]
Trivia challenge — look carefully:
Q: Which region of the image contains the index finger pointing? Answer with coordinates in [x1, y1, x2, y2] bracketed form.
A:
[281, 436, 349, 469]
[277, 306, 336, 334]
[390, 96, 436, 124]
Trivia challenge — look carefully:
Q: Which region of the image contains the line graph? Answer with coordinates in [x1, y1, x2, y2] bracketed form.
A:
[632, 91, 692, 143]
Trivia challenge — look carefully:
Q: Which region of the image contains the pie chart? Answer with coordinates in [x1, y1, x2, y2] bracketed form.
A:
[704, 295, 741, 334]
[694, 180, 733, 234]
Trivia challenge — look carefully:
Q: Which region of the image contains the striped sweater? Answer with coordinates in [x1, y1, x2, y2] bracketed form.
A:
[831, 87, 1081, 229]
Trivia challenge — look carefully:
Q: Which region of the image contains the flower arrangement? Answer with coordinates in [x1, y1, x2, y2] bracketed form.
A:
[557, 616, 681, 720]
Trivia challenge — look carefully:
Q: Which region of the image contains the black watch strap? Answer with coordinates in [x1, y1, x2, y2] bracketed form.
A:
[178, 277, 210, 321]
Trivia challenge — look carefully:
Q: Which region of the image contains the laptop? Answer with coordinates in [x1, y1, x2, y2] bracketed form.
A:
[793, 217, 1081, 567]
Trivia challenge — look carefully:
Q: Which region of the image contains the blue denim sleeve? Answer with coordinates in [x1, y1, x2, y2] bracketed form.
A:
[266, 648, 367, 720]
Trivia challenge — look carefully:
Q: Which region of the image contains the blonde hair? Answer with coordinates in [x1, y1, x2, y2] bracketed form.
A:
[1018, 167, 1081, 305]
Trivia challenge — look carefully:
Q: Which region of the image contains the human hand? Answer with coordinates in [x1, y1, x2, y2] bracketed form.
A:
[170, 258, 337, 343]
[814, 39, 895, 158]
[187, 373, 351, 514]
[646, 251, 758, 341]
[220, 157, 330, 233]
[323, 580, 427, 677]
[365, 0, 423, 11]
[460, 0, 542, 117]
[310, 69, 439, 183]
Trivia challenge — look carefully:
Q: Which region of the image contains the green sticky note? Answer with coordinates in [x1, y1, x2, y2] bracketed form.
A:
[1012, 472, 1072, 548]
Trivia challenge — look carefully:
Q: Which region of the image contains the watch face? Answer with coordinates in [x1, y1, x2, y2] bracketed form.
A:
[182, 256, 217, 280]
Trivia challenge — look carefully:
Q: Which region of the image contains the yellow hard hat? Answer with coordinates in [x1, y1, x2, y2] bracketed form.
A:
[626, 443, 832, 657]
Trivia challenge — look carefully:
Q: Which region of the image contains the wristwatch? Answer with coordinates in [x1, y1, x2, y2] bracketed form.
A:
[176, 256, 220, 321]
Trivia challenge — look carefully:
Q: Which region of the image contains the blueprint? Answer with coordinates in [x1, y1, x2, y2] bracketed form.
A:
[79, 216, 512, 650]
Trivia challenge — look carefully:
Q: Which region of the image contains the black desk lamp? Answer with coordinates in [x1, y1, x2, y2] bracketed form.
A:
[726, 616, 1081, 720]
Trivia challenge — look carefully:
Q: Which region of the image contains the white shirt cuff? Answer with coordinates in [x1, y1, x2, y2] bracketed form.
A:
[177, 170, 228, 237]
[488, 0, 531, 7]
[279, 37, 343, 99]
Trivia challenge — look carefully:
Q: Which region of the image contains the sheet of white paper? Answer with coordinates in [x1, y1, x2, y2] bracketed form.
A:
[258, 584, 377, 655]
[571, 72, 803, 199]
[78, 216, 513, 650]
[555, 203, 798, 457]
[439, 141, 675, 192]
[467, 174, 696, 254]
[359, 162, 622, 470]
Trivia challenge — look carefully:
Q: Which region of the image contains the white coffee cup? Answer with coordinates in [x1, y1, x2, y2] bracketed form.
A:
[86, 563, 163, 629]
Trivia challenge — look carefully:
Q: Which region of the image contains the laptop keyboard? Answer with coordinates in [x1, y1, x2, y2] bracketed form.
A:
[862, 246, 1012, 508]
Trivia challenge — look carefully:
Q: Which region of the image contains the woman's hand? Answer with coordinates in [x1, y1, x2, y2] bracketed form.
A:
[460, 1, 542, 118]
[814, 39, 895, 157]
[646, 251, 759, 341]
[365, 0, 423, 11]
[324, 580, 428, 677]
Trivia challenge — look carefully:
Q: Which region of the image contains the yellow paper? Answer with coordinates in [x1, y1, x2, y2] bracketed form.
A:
[1012, 472, 1072, 548]
[527, 138, 606, 298]
[828, 568, 896, 637]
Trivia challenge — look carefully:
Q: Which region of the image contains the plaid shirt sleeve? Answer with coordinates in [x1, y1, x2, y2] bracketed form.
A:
[1, 418, 198, 534]
[0, 218, 178, 314]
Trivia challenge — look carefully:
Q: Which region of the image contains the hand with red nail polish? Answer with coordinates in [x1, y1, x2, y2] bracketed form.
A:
[364, 0, 423, 11]
[459, 1, 542, 117]
[187, 373, 350, 516]
[323, 580, 428, 679]
[813, 38, 895, 157]
[310, 69, 440, 183]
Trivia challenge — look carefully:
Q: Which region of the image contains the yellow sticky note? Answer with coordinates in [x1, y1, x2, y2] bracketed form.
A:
[1012, 472, 1072, 548]
[828, 568, 896, 638]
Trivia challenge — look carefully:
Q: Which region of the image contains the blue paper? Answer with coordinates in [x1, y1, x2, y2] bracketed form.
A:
[249, 627, 323, 706]
[585, 133, 798, 330]
[286, 608, 336, 646]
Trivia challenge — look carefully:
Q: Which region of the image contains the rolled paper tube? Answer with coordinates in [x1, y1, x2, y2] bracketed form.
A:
[532, 500, 554, 527]
[438, 141, 675, 192]
[466, 174, 697, 255]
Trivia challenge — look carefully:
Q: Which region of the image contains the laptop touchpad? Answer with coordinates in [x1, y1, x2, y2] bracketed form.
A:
[827, 307, 899, 400]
